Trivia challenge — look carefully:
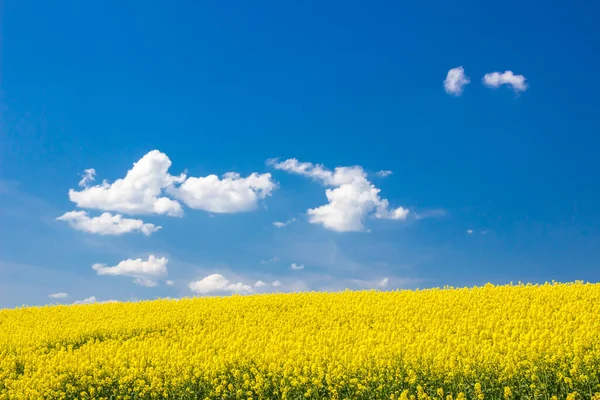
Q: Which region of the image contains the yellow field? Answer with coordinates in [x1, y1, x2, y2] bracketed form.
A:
[2, 282, 600, 399]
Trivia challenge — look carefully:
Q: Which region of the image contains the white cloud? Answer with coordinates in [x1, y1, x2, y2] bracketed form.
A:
[483, 71, 527, 92]
[269, 159, 408, 232]
[346, 276, 412, 291]
[260, 256, 279, 264]
[290, 263, 304, 270]
[166, 280, 174, 286]
[92, 255, 168, 287]
[78, 168, 96, 187]
[189, 274, 253, 295]
[49, 292, 68, 299]
[273, 218, 296, 228]
[376, 170, 393, 178]
[56, 211, 161, 236]
[69, 150, 186, 217]
[444, 66, 470, 96]
[254, 280, 267, 287]
[467, 229, 474, 234]
[272, 280, 282, 287]
[73, 296, 97, 305]
[133, 278, 158, 287]
[72, 296, 118, 305]
[168, 172, 276, 213]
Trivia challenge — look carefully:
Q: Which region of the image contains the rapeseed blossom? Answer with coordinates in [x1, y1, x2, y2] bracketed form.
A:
[1, 282, 600, 399]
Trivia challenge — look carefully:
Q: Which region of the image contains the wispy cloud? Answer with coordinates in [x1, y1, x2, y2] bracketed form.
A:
[273, 218, 296, 228]
[290, 263, 304, 270]
[48, 292, 68, 299]
[260, 256, 279, 264]
[57, 211, 161, 236]
[376, 170, 393, 178]
[78, 168, 96, 187]
[414, 209, 446, 220]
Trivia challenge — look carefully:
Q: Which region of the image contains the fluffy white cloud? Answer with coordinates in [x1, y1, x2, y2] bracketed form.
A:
[254, 280, 267, 287]
[56, 211, 161, 236]
[290, 263, 304, 270]
[269, 159, 408, 232]
[166, 280, 174, 286]
[376, 170, 393, 178]
[483, 71, 527, 92]
[444, 66, 470, 96]
[467, 229, 474, 234]
[92, 255, 168, 287]
[273, 218, 295, 228]
[168, 172, 276, 213]
[69, 150, 186, 217]
[78, 168, 96, 187]
[189, 274, 253, 294]
[49, 292, 68, 299]
[272, 280, 282, 287]
[69, 150, 275, 217]
[73, 296, 97, 305]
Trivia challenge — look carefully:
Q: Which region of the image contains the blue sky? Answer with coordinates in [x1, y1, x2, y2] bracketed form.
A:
[1, 1, 600, 308]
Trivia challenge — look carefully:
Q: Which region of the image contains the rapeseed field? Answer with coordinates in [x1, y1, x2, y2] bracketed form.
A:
[2, 282, 600, 399]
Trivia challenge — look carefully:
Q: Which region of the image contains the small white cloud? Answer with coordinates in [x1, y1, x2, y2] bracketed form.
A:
[260, 256, 279, 264]
[49, 292, 68, 299]
[78, 168, 96, 187]
[374, 202, 410, 221]
[467, 229, 474, 234]
[376, 170, 393, 178]
[346, 276, 415, 291]
[189, 274, 253, 295]
[269, 158, 408, 232]
[483, 71, 527, 92]
[290, 263, 304, 270]
[166, 280, 174, 286]
[272, 280, 282, 287]
[444, 66, 470, 96]
[92, 255, 168, 287]
[272, 218, 296, 228]
[72, 296, 117, 305]
[57, 211, 161, 236]
[69, 150, 186, 217]
[168, 172, 276, 213]
[254, 280, 267, 287]
[73, 296, 97, 305]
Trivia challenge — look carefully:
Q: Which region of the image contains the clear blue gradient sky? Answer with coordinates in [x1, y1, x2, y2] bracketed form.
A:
[1, 1, 599, 308]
